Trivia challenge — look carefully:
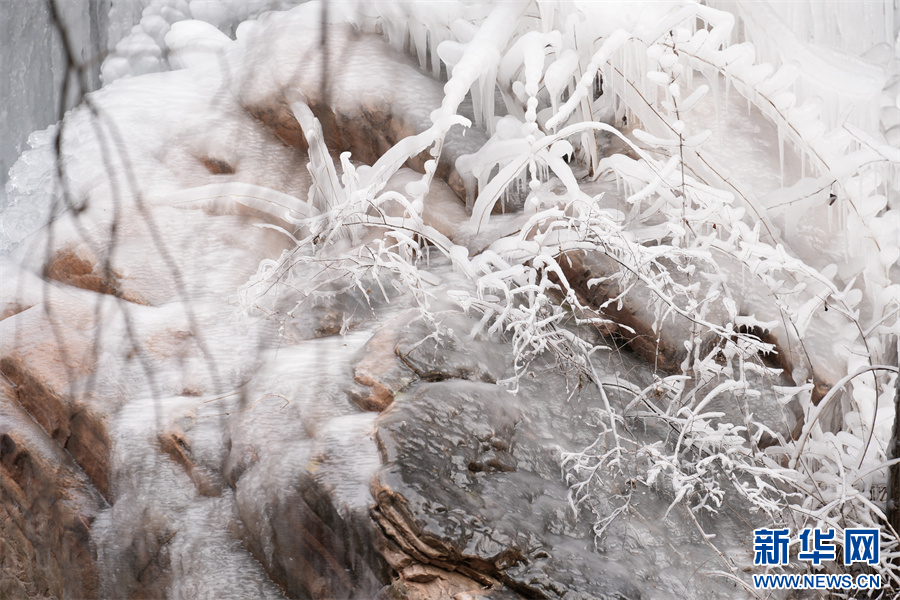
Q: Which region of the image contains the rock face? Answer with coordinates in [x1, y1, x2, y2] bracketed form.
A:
[372, 380, 640, 599]
[238, 24, 487, 203]
[0, 297, 113, 501]
[1, 264, 770, 600]
[353, 312, 419, 412]
[0, 233, 784, 600]
[236, 466, 388, 599]
[0, 378, 106, 599]
[368, 370, 759, 600]
[353, 309, 510, 412]
[1, 8, 792, 598]
[560, 250, 800, 443]
[44, 248, 149, 306]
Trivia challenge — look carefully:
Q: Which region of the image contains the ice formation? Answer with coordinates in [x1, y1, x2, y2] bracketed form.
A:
[1, 0, 898, 597]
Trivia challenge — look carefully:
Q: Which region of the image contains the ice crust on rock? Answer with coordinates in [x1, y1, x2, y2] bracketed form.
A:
[1, 0, 898, 597]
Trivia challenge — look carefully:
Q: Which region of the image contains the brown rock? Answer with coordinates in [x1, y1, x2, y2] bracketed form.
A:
[0, 378, 106, 599]
[0, 304, 112, 500]
[245, 98, 309, 152]
[157, 429, 222, 497]
[45, 247, 148, 305]
[558, 249, 804, 442]
[352, 312, 418, 411]
[46, 248, 119, 297]
[401, 563, 441, 583]
[558, 250, 690, 373]
[0, 302, 26, 321]
[236, 469, 389, 599]
[199, 156, 236, 175]
[384, 562, 506, 600]
[239, 28, 485, 204]
[394, 312, 509, 384]
[369, 379, 644, 599]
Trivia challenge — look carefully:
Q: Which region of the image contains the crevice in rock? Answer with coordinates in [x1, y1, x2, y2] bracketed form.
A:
[234, 468, 391, 599]
[558, 249, 802, 443]
[157, 431, 223, 497]
[199, 156, 236, 175]
[370, 504, 517, 598]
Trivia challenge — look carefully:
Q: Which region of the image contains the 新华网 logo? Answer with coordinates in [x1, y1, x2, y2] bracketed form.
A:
[752, 527, 882, 591]
[753, 526, 879, 567]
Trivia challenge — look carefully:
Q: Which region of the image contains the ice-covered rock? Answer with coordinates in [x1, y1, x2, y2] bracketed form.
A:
[0, 377, 106, 599]
[2, 1, 896, 598]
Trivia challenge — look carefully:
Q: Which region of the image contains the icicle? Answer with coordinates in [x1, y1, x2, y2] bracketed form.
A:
[724, 72, 730, 110]
[537, 0, 554, 34]
[431, 32, 441, 78]
[411, 22, 428, 70]
[828, 195, 833, 230]
[705, 66, 721, 144]
[470, 79, 484, 129]
[777, 123, 785, 186]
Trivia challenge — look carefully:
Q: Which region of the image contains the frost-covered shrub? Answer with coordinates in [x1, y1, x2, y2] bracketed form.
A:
[229, 1, 899, 589]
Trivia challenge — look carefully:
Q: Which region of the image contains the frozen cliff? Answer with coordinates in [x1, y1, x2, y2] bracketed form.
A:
[1, 1, 898, 598]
